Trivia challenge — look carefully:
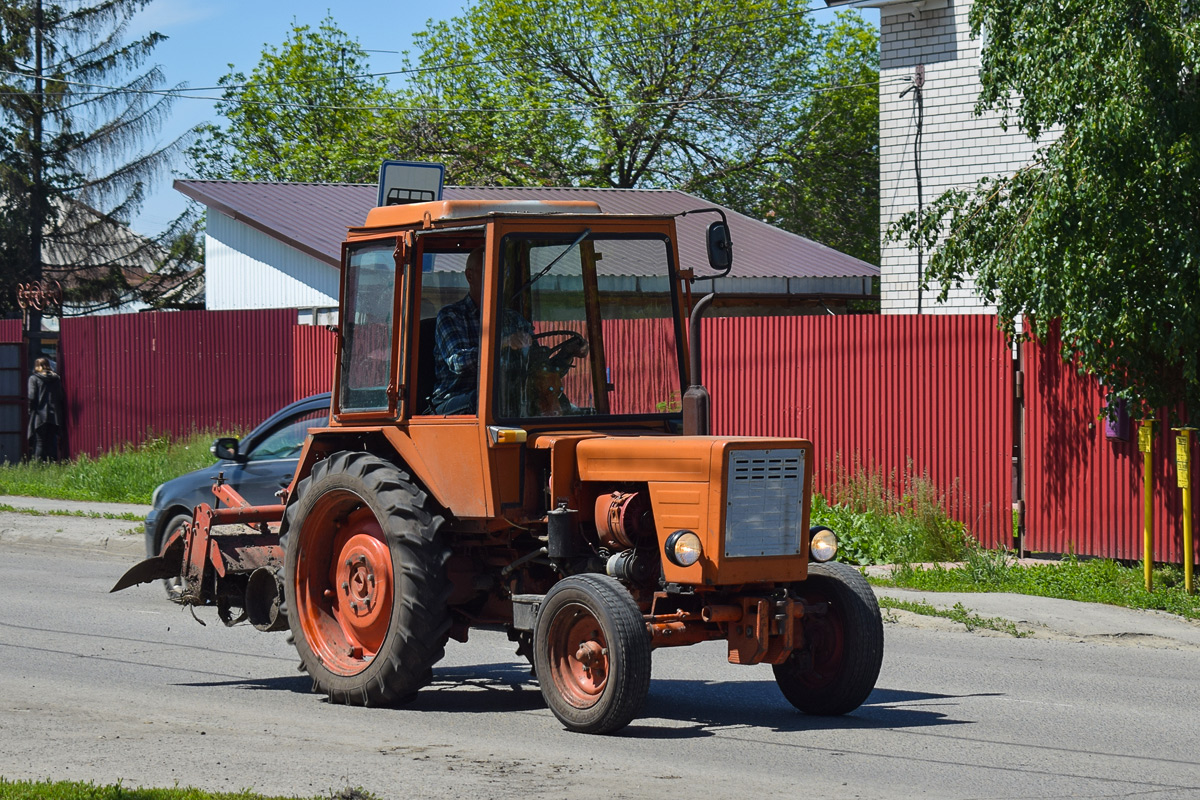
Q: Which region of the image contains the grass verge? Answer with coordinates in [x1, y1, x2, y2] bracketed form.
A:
[875, 548, 1200, 621]
[878, 596, 1031, 637]
[0, 503, 143, 521]
[0, 781, 379, 800]
[0, 431, 228, 505]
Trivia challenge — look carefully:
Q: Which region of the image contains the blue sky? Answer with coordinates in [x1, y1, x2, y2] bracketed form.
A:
[127, 0, 876, 237]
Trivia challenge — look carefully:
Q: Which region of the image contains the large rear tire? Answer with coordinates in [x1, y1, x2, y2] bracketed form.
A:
[773, 561, 884, 715]
[281, 451, 449, 706]
[534, 574, 651, 734]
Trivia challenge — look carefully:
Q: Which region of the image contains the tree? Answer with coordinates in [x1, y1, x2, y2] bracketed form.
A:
[396, 0, 879, 259]
[188, 17, 400, 183]
[891, 1, 1200, 415]
[0, 0, 193, 321]
[697, 12, 880, 263]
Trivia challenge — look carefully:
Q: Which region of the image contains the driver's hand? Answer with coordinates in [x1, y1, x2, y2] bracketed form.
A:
[503, 330, 532, 350]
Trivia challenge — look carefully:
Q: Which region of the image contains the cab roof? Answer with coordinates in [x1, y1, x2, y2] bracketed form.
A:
[358, 199, 604, 230]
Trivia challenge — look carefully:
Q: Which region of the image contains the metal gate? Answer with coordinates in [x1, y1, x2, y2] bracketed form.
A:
[0, 344, 25, 463]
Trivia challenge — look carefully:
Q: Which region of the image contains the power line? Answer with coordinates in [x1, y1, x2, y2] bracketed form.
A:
[0, 70, 899, 115]
[146, 4, 834, 95]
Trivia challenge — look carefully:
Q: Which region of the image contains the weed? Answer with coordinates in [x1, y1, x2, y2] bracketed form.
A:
[877, 596, 1030, 637]
[0, 778, 299, 800]
[813, 454, 973, 566]
[0, 503, 143, 521]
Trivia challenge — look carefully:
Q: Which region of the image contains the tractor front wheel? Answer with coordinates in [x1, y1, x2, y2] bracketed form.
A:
[773, 561, 884, 715]
[534, 574, 651, 734]
[281, 451, 449, 706]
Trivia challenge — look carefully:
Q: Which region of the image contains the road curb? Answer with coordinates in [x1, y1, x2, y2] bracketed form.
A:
[0, 528, 144, 557]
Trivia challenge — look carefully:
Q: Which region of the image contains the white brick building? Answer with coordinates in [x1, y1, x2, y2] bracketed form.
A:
[829, 0, 1055, 314]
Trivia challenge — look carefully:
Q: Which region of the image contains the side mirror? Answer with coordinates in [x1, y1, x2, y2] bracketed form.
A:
[706, 221, 732, 274]
[211, 437, 244, 462]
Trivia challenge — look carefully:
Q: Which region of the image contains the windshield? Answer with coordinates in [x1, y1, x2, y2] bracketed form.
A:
[494, 233, 684, 420]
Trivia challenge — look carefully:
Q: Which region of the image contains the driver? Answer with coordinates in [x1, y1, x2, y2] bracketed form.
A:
[430, 248, 532, 414]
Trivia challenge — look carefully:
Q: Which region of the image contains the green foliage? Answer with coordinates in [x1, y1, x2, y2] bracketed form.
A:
[188, 17, 400, 182]
[0, 0, 196, 314]
[878, 596, 1031, 637]
[880, 553, 1200, 621]
[889, 0, 1200, 416]
[0, 431, 228, 504]
[811, 457, 972, 566]
[703, 12, 881, 263]
[0, 779, 300, 800]
[202, 4, 881, 262]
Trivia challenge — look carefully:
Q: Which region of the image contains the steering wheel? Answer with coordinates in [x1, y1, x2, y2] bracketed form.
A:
[534, 330, 588, 372]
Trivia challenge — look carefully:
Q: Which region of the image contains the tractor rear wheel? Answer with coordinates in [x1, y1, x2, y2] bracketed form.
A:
[773, 561, 884, 715]
[281, 451, 449, 706]
[534, 574, 651, 734]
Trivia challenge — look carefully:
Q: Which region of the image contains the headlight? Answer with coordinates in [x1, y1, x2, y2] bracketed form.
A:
[809, 526, 838, 562]
[150, 483, 164, 509]
[664, 530, 703, 567]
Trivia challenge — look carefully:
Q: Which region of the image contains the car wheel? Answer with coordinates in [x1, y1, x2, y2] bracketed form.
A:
[158, 512, 191, 604]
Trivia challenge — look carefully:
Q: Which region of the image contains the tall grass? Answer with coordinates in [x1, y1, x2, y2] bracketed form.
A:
[811, 454, 972, 566]
[0, 431, 230, 504]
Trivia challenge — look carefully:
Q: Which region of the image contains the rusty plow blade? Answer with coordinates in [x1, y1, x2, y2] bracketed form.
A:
[110, 534, 184, 593]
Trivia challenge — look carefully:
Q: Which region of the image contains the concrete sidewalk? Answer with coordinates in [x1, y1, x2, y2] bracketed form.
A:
[1, 493, 1198, 649]
[0, 494, 148, 556]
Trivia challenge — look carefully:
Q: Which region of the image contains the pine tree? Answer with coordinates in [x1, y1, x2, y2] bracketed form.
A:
[0, 0, 196, 329]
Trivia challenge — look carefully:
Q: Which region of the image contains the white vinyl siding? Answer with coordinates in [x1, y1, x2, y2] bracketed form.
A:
[205, 211, 339, 311]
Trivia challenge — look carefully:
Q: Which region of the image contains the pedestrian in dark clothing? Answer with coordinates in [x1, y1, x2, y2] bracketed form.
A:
[27, 357, 65, 462]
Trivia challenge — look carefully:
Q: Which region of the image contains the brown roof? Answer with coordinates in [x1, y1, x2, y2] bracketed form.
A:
[174, 180, 878, 281]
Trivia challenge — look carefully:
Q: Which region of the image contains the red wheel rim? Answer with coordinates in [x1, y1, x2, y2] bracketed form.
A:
[294, 492, 393, 675]
[546, 602, 609, 708]
[799, 589, 845, 687]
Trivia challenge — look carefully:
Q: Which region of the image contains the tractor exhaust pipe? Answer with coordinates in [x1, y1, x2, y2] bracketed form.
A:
[682, 293, 714, 436]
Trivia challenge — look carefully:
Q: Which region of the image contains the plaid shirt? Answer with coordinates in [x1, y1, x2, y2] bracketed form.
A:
[431, 295, 532, 411]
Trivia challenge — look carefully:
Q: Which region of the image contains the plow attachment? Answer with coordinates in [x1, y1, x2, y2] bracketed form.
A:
[111, 483, 289, 630]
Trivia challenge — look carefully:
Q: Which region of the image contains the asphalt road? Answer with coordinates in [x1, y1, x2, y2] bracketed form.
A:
[2, 540, 1199, 800]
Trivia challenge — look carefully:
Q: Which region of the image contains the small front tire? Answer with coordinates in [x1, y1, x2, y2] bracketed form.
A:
[534, 574, 651, 734]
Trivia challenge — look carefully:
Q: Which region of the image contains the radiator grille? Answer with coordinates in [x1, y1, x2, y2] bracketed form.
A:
[724, 448, 805, 558]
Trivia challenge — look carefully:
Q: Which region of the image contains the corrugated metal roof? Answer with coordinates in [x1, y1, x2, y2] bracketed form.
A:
[174, 180, 878, 282]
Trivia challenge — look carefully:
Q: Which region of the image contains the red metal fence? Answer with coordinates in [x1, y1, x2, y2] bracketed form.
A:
[0, 320, 21, 343]
[1022, 332, 1192, 563]
[705, 315, 1015, 547]
[51, 307, 1199, 563]
[61, 309, 298, 458]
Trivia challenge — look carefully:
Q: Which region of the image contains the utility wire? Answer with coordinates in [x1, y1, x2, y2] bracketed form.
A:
[111, 3, 834, 95]
[0, 70, 900, 115]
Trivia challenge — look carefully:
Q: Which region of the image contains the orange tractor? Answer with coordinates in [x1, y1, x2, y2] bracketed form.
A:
[114, 195, 883, 734]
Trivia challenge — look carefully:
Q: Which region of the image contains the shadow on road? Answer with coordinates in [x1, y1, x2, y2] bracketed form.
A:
[178, 660, 981, 736]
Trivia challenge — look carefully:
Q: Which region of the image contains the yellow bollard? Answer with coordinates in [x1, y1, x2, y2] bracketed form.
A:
[1140, 419, 1155, 592]
[1173, 427, 1195, 596]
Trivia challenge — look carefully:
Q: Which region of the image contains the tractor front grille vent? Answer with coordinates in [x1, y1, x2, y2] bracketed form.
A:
[724, 448, 805, 558]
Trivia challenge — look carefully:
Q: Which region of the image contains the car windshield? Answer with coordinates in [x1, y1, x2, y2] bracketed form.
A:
[493, 233, 684, 420]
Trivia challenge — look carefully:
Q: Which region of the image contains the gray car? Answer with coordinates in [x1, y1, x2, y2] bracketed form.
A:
[144, 393, 330, 599]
